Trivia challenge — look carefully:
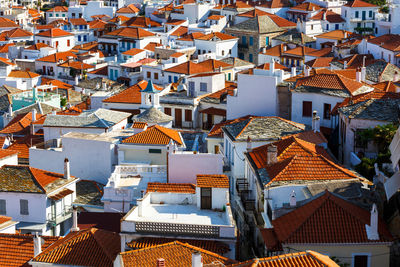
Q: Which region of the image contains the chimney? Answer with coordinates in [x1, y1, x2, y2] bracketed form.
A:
[267, 145, 278, 165]
[343, 60, 347, 69]
[33, 232, 42, 257]
[291, 67, 296, 77]
[192, 252, 203, 267]
[368, 203, 379, 240]
[137, 198, 143, 217]
[75, 75, 79, 86]
[71, 207, 80, 232]
[304, 66, 310, 77]
[246, 136, 252, 152]
[356, 68, 361, 82]
[270, 60, 275, 73]
[312, 111, 320, 132]
[31, 108, 37, 122]
[218, 66, 223, 73]
[361, 66, 366, 81]
[64, 158, 70, 179]
[8, 104, 13, 117]
[289, 190, 296, 207]
[157, 259, 166, 267]
[323, 11, 327, 21]
[102, 81, 107, 91]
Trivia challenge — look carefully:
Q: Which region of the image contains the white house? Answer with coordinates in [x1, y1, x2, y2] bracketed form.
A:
[194, 32, 238, 59]
[341, 0, 378, 34]
[46, 6, 68, 23]
[35, 28, 75, 53]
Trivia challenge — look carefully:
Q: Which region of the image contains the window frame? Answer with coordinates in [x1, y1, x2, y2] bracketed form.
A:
[0, 199, 6, 215]
[200, 82, 207, 92]
[323, 103, 331, 120]
[149, 149, 162, 154]
[20, 199, 29, 215]
[351, 253, 371, 267]
[302, 101, 312, 117]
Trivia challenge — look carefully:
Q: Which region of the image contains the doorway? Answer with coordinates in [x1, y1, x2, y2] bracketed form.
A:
[201, 188, 212, 209]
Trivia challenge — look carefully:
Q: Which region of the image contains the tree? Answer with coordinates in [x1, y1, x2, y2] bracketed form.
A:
[60, 97, 67, 107]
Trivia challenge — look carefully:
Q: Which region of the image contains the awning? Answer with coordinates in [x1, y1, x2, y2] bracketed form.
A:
[49, 188, 74, 201]
[199, 107, 226, 117]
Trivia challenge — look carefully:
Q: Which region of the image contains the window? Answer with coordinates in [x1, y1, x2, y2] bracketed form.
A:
[335, 24, 339, 30]
[369, 10, 373, 18]
[164, 107, 171, 115]
[326, 24, 329, 30]
[265, 36, 269, 45]
[239, 53, 244, 59]
[149, 149, 162, 154]
[249, 54, 253, 62]
[49, 13, 53, 17]
[55, 41, 59, 47]
[62, 14, 65, 17]
[185, 109, 192, 121]
[174, 76, 178, 83]
[20, 199, 28, 215]
[241, 36, 246, 45]
[355, 129, 368, 148]
[147, 72, 151, 79]
[228, 73, 231, 81]
[229, 49, 232, 55]
[222, 50, 224, 56]
[67, 39, 70, 46]
[200, 82, 207, 92]
[83, 35, 87, 42]
[154, 72, 159, 80]
[355, 11, 359, 18]
[0, 200, 5, 215]
[302, 101, 312, 117]
[353, 255, 369, 267]
[168, 75, 172, 83]
[311, 25, 314, 30]
[189, 81, 195, 96]
[249, 36, 253, 46]
[78, 35, 81, 42]
[323, 103, 331, 120]
[198, 49, 201, 54]
[345, 10, 347, 17]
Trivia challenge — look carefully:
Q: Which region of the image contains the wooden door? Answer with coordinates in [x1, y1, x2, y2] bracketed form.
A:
[201, 188, 212, 209]
[207, 114, 213, 129]
[175, 108, 182, 128]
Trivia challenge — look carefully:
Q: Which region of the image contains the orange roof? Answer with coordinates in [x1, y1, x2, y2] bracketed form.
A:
[6, 134, 43, 159]
[122, 125, 183, 145]
[25, 42, 51, 50]
[47, 6, 68, 12]
[108, 15, 130, 23]
[170, 52, 184, 58]
[238, 9, 270, 17]
[315, 30, 353, 40]
[257, 62, 289, 71]
[117, 4, 140, 13]
[0, 17, 19, 28]
[305, 57, 334, 68]
[127, 237, 230, 255]
[0, 43, 14, 53]
[195, 32, 237, 41]
[284, 46, 318, 57]
[88, 19, 107, 29]
[37, 51, 77, 63]
[367, 34, 400, 51]
[373, 81, 399, 92]
[0, 112, 43, 135]
[0, 233, 60, 267]
[69, 18, 88, 25]
[262, 13, 296, 28]
[310, 9, 345, 23]
[208, 15, 224, 20]
[36, 28, 73, 37]
[121, 16, 161, 28]
[165, 61, 210, 75]
[170, 26, 188, 37]
[103, 80, 161, 104]
[344, 0, 377, 7]
[265, 191, 392, 248]
[0, 28, 33, 41]
[143, 42, 162, 52]
[119, 241, 235, 267]
[177, 32, 205, 42]
[32, 228, 120, 267]
[291, 2, 322, 11]
[122, 48, 145, 56]
[231, 251, 339, 266]
[41, 77, 74, 90]
[131, 121, 147, 129]
[106, 27, 155, 39]
[58, 60, 94, 70]
[0, 215, 12, 225]
[208, 115, 251, 138]
[147, 182, 196, 193]
[8, 70, 40, 79]
[0, 149, 18, 159]
[261, 44, 285, 57]
[197, 174, 229, 188]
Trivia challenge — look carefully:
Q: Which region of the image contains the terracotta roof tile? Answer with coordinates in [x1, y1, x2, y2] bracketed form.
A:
[309, 9, 344, 23]
[0, 149, 18, 159]
[0, 28, 33, 41]
[8, 70, 40, 79]
[32, 228, 120, 267]
[103, 80, 160, 104]
[36, 28, 73, 37]
[261, 13, 296, 28]
[305, 57, 334, 68]
[25, 43, 51, 50]
[37, 51, 77, 63]
[69, 18, 88, 25]
[127, 237, 230, 255]
[106, 27, 155, 39]
[122, 48, 145, 56]
[0, 17, 18, 28]
[0, 112, 43, 135]
[147, 182, 196, 193]
[266, 191, 392, 247]
[208, 115, 252, 138]
[195, 32, 237, 41]
[122, 125, 183, 145]
[0, 233, 60, 267]
[120, 241, 235, 266]
[6, 134, 43, 159]
[47, 6, 68, 12]
[121, 16, 161, 28]
[58, 60, 94, 70]
[315, 30, 353, 40]
[197, 174, 229, 188]
[117, 4, 140, 13]
[344, 0, 377, 7]
[291, 2, 322, 11]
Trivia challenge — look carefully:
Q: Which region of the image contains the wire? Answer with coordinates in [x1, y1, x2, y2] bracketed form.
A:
[233, 144, 245, 161]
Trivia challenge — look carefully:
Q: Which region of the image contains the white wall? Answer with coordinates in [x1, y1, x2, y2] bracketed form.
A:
[44, 126, 106, 142]
[0, 154, 18, 167]
[227, 73, 279, 120]
[168, 152, 223, 184]
[0, 192, 47, 223]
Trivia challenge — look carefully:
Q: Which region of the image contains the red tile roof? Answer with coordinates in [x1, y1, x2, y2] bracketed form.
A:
[0, 17, 19, 28]
[0, 149, 18, 159]
[315, 30, 353, 40]
[263, 191, 392, 249]
[58, 60, 94, 70]
[230, 251, 339, 266]
[0, 28, 33, 41]
[121, 16, 161, 28]
[117, 4, 140, 13]
[32, 228, 120, 267]
[122, 48, 145, 56]
[309, 9, 345, 23]
[291, 2, 322, 11]
[88, 19, 107, 29]
[208, 115, 251, 138]
[69, 18, 88, 25]
[6, 134, 43, 159]
[0, 233, 60, 267]
[36, 28, 73, 37]
[103, 80, 161, 104]
[147, 182, 196, 193]
[122, 125, 183, 145]
[106, 27, 155, 39]
[170, 26, 188, 37]
[195, 32, 237, 41]
[25, 42, 51, 50]
[41, 77, 74, 90]
[47, 6, 68, 12]
[119, 241, 236, 266]
[0, 43, 14, 53]
[37, 51, 77, 63]
[8, 70, 40, 79]
[344, 0, 377, 7]
[143, 42, 162, 52]
[261, 13, 296, 28]
[305, 57, 334, 68]
[197, 174, 229, 188]
[0, 112, 44, 135]
[127, 237, 230, 255]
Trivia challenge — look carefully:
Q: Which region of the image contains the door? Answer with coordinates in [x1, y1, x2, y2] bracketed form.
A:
[207, 114, 213, 129]
[201, 188, 212, 209]
[175, 108, 182, 128]
[362, 11, 366, 20]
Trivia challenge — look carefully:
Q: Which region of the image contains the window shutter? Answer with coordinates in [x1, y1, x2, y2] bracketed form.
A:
[20, 199, 29, 215]
[0, 200, 6, 215]
[302, 101, 312, 117]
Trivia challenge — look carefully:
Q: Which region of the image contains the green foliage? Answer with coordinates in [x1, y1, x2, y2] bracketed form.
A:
[60, 98, 67, 107]
[381, 5, 389, 13]
[365, 0, 386, 6]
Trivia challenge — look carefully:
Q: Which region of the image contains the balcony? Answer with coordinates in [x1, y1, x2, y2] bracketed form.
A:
[47, 205, 72, 225]
[238, 43, 249, 50]
[236, 178, 256, 211]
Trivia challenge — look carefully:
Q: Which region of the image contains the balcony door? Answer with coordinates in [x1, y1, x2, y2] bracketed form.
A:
[175, 108, 182, 128]
[201, 188, 212, 209]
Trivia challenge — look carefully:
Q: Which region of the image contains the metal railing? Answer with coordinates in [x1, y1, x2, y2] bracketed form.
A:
[135, 221, 220, 237]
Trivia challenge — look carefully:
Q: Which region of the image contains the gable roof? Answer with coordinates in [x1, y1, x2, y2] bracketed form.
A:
[344, 0, 377, 7]
[309, 9, 345, 23]
[291, 2, 322, 11]
[197, 174, 229, 188]
[305, 57, 334, 68]
[0, 17, 19, 28]
[315, 30, 353, 40]
[0, 233, 60, 267]
[195, 32, 237, 41]
[103, 80, 161, 104]
[223, 116, 305, 142]
[25, 42, 51, 50]
[0, 112, 43, 135]
[36, 28, 73, 38]
[120, 16, 161, 28]
[230, 251, 339, 267]
[32, 228, 120, 267]
[264, 191, 392, 249]
[36, 51, 77, 63]
[119, 241, 235, 267]
[105, 27, 155, 39]
[0, 165, 75, 194]
[47, 6, 68, 12]
[228, 15, 287, 33]
[116, 4, 140, 13]
[122, 125, 183, 145]
[0, 28, 33, 41]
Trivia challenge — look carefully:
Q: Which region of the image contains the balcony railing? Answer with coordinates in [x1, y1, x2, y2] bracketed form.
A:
[236, 178, 256, 211]
[135, 221, 220, 237]
[47, 205, 72, 225]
